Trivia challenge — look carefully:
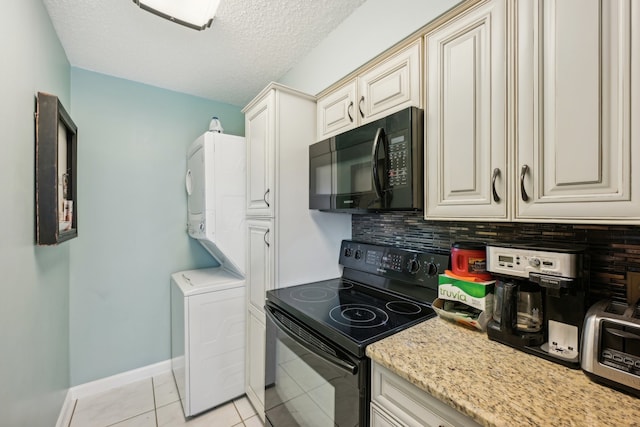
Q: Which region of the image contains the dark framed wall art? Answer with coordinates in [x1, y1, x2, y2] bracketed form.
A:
[35, 92, 78, 245]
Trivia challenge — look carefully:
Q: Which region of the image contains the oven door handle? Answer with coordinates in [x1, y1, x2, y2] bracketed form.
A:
[266, 306, 358, 375]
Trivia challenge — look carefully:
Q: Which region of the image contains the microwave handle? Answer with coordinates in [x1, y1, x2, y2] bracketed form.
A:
[371, 127, 386, 199]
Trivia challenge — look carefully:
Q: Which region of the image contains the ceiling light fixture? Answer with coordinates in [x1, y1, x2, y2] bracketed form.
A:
[132, 0, 221, 31]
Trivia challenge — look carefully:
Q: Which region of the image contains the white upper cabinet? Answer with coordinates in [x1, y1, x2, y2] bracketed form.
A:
[245, 92, 275, 217]
[424, 0, 508, 220]
[316, 82, 358, 141]
[316, 40, 422, 141]
[515, 0, 640, 223]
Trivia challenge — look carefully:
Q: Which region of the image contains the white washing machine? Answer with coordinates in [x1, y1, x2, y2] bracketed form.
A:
[171, 267, 245, 417]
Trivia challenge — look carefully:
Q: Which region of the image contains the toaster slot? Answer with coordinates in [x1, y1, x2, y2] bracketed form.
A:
[604, 301, 627, 315]
[600, 320, 640, 376]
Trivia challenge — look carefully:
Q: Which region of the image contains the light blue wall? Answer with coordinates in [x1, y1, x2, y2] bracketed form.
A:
[280, 0, 462, 95]
[69, 68, 244, 385]
[0, 0, 71, 426]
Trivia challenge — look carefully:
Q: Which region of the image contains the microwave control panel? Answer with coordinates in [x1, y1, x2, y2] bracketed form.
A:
[387, 135, 408, 187]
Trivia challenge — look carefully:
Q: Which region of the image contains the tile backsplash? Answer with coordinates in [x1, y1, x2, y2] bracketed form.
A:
[352, 212, 640, 305]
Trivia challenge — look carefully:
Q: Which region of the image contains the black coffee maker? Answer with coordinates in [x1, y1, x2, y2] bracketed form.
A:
[486, 243, 588, 368]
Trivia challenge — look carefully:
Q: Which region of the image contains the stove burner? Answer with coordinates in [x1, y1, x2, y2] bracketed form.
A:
[386, 301, 422, 315]
[290, 287, 338, 303]
[329, 304, 389, 328]
[326, 281, 354, 290]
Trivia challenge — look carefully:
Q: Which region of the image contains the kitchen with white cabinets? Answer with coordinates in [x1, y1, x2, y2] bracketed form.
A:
[3, 0, 640, 426]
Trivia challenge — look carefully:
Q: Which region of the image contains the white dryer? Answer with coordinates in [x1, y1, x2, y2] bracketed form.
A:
[171, 267, 245, 417]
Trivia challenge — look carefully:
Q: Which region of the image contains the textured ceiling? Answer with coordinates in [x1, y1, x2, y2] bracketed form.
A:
[42, 0, 368, 107]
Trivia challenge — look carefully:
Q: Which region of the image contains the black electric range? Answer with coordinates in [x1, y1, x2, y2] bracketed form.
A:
[264, 240, 449, 427]
[267, 275, 437, 358]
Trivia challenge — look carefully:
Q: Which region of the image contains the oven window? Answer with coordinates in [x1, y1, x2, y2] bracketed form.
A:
[265, 309, 365, 427]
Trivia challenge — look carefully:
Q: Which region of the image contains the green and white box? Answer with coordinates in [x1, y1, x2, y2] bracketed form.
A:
[438, 274, 495, 312]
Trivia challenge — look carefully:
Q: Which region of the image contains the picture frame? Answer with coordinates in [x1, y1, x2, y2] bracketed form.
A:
[35, 92, 78, 245]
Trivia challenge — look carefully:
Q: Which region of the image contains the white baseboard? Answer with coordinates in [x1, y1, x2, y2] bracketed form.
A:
[70, 359, 172, 400]
[55, 390, 75, 427]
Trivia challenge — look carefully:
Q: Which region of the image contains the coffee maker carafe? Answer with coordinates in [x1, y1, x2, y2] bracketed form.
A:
[486, 243, 587, 368]
[490, 279, 545, 347]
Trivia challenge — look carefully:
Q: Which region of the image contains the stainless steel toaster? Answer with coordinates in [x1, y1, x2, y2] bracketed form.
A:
[581, 299, 640, 396]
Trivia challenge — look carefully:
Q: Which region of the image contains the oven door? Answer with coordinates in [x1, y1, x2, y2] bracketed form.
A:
[265, 303, 368, 427]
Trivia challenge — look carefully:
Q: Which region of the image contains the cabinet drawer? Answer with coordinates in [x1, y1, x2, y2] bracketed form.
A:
[371, 363, 480, 427]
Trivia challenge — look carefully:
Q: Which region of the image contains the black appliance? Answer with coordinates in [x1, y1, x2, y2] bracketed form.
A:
[486, 242, 588, 368]
[309, 107, 423, 213]
[264, 240, 448, 427]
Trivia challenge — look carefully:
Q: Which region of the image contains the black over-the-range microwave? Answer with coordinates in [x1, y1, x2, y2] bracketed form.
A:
[309, 106, 423, 213]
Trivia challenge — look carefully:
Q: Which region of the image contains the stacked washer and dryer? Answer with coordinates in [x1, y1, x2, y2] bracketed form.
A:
[170, 131, 246, 417]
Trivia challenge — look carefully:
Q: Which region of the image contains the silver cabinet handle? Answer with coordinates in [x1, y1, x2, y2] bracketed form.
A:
[263, 188, 270, 207]
[491, 168, 501, 203]
[520, 165, 530, 202]
[263, 229, 270, 248]
[347, 101, 354, 122]
[358, 96, 365, 118]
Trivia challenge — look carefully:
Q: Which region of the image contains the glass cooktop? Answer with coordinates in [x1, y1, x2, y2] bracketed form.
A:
[266, 277, 436, 358]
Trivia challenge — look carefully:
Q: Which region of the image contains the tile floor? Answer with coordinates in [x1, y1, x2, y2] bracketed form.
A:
[67, 371, 263, 427]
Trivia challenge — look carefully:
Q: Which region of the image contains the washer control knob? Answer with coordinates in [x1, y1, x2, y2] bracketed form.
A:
[529, 257, 541, 267]
[407, 259, 420, 274]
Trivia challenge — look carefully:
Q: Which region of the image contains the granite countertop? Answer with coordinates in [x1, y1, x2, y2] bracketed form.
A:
[367, 318, 640, 427]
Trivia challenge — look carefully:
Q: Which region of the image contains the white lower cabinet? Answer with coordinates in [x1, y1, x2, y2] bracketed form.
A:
[244, 218, 273, 422]
[371, 362, 480, 427]
[371, 403, 403, 427]
[245, 307, 266, 422]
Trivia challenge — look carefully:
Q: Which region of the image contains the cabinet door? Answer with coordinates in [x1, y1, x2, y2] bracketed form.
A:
[371, 362, 480, 427]
[371, 403, 403, 427]
[359, 40, 422, 124]
[516, 0, 640, 222]
[316, 81, 358, 141]
[245, 307, 266, 422]
[424, 0, 508, 220]
[246, 218, 274, 314]
[246, 91, 275, 217]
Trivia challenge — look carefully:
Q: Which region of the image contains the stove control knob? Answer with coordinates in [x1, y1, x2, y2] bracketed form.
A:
[344, 248, 353, 257]
[529, 257, 541, 268]
[407, 259, 420, 274]
[425, 262, 439, 276]
[354, 250, 362, 260]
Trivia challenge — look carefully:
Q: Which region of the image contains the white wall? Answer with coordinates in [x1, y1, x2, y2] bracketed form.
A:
[0, 0, 71, 426]
[280, 0, 461, 95]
